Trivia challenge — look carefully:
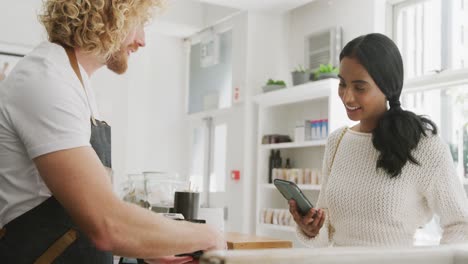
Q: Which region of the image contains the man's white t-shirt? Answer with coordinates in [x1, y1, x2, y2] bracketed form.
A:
[0, 41, 99, 227]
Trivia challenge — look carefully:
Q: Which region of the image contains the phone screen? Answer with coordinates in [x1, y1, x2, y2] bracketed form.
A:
[274, 179, 314, 215]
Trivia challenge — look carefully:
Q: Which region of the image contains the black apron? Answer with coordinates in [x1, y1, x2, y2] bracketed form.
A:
[0, 46, 113, 263]
[0, 120, 113, 264]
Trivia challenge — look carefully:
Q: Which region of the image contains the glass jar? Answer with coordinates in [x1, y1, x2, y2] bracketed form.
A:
[142, 171, 189, 208]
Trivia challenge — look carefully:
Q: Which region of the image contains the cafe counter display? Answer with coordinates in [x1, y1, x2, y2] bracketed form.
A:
[200, 244, 468, 264]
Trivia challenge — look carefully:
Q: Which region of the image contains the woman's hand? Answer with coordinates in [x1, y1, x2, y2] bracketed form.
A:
[289, 199, 325, 238]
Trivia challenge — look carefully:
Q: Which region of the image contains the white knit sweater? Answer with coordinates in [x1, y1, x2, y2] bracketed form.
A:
[296, 127, 468, 247]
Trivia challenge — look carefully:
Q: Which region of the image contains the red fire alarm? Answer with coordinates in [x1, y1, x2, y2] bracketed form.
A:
[233, 87, 240, 103]
[231, 170, 240, 181]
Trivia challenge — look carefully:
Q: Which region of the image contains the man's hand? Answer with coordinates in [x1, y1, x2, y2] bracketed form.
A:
[204, 226, 227, 251]
[289, 200, 325, 238]
[145, 256, 194, 264]
[34, 146, 228, 258]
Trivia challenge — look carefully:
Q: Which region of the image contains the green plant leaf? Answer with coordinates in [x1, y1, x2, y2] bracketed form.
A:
[276, 80, 286, 86]
[293, 64, 309, 73]
[266, 78, 286, 86]
[317, 63, 338, 74]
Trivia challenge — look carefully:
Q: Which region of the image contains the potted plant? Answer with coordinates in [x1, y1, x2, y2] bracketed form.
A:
[314, 64, 339, 80]
[291, 65, 312, 86]
[262, 78, 286, 93]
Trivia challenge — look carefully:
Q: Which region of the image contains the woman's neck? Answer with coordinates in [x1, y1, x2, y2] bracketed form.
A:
[355, 110, 388, 133]
[352, 120, 377, 133]
[358, 122, 375, 133]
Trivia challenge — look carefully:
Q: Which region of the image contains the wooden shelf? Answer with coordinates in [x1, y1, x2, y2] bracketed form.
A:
[259, 223, 295, 232]
[261, 183, 321, 191]
[253, 79, 339, 107]
[260, 140, 327, 150]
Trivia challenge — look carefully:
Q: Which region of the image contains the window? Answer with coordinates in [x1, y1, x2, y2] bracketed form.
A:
[210, 123, 227, 192]
[188, 117, 227, 204]
[393, 0, 468, 78]
[393, 0, 442, 79]
[188, 30, 233, 114]
[453, 0, 468, 69]
[402, 86, 468, 181]
[393, 0, 468, 182]
[189, 126, 206, 192]
[306, 27, 342, 71]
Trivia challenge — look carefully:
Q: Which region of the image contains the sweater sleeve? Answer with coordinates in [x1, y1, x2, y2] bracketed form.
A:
[296, 127, 347, 247]
[424, 139, 468, 244]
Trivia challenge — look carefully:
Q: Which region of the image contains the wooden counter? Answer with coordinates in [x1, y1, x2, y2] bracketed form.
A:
[225, 232, 292, 250]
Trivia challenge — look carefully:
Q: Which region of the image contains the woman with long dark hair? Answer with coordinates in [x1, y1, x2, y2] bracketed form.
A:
[289, 33, 468, 247]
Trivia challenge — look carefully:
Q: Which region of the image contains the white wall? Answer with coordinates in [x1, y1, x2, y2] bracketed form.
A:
[127, 33, 189, 177]
[244, 11, 291, 233]
[202, 3, 240, 26]
[289, 0, 386, 71]
[91, 65, 130, 190]
[245, 12, 290, 94]
[92, 32, 189, 190]
[152, 0, 239, 38]
[0, 1, 45, 50]
[152, 0, 204, 38]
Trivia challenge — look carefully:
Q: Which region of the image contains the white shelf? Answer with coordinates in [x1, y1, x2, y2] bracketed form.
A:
[254, 77, 345, 239]
[261, 183, 321, 191]
[259, 223, 295, 232]
[260, 140, 327, 150]
[253, 79, 339, 107]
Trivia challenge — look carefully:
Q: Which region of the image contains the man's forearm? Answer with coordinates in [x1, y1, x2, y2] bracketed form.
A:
[34, 147, 218, 258]
[101, 200, 217, 258]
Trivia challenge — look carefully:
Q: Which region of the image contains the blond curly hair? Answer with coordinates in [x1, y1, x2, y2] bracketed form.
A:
[39, 0, 164, 60]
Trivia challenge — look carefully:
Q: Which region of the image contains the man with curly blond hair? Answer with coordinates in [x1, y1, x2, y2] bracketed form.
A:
[0, 0, 225, 263]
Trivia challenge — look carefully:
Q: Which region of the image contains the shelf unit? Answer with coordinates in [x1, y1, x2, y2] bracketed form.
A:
[254, 78, 351, 247]
[253, 80, 332, 107]
[260, 140, 327, 150]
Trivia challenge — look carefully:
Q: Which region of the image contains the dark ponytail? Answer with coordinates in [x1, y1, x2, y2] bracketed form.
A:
[340, 33, 437, 177]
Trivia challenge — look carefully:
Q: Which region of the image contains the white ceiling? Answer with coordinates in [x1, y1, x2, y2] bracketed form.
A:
[149, 0, 318, 38]
[197, 0, 317, 13]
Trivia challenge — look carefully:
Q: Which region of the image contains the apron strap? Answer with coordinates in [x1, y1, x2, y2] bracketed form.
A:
[33, 229, 78, 264]
[63, 46, 97, 126]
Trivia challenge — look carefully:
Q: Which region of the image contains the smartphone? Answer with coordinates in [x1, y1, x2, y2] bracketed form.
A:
[175, 250, 204, 259]
[274, 179, 314, 216]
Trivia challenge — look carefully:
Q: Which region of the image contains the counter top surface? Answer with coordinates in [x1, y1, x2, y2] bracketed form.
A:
[225, 232, 293, 250]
